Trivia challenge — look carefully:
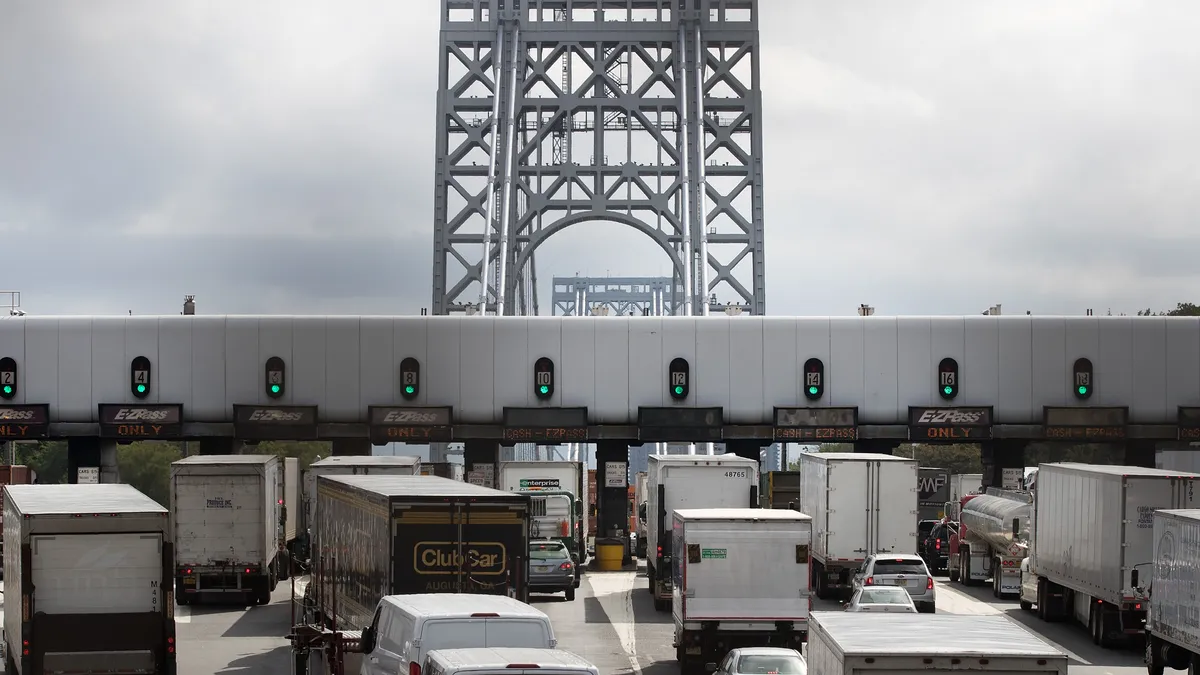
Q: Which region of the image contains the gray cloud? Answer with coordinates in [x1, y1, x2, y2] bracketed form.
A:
[2, 2, 1198, 318]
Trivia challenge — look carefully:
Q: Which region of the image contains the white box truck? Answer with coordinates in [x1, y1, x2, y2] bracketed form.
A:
[498, 460, 588, 567]
[3, 484, 177, 675]
[1140, 508, 1200, 675]
[646, 454, 759, 612]
[1019, 463, 1200, 648]
[671, 508, 811, 670]
[949, 473, 982, 504]
[634, 472, 648, 557]
[301, 454, 421, 567]
[805, 611, 1067, 675]
[799, 452, 918, 600]
[170, 454, 283, 606]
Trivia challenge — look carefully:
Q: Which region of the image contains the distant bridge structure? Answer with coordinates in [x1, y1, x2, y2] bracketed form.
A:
[429, 0, 768, 317]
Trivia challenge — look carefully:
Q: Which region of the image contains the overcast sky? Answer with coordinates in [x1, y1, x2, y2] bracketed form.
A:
[2, 1, 1197, 317]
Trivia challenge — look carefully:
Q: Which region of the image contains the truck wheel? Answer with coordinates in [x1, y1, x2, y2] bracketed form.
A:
[653, 595, 668, 612]
[278, 553, 290, 581]
[7, 649, 16, 674]
[1019, 600, 1032, 611]
[1145, 636, 1165, 675]
[565, 588, 576, 601]
[256, 582, 271, 606]
[948, 567, 959, 583]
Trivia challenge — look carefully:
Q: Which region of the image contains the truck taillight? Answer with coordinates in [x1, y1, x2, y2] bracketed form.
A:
[22, 638, 29, 656]
[935, 539, 941, 550]
[927, 577, 934, 590]
[410, 662, 421, 675]
[864, 577, 873, 586]
[168, 636, 175, 654]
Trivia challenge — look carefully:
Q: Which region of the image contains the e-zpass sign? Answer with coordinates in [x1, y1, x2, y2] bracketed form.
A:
[916, 409, 987, 425]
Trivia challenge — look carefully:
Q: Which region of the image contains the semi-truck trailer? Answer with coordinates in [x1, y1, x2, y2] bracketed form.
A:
[672, 508, 811, 670]
[302, 454, 422, 565]
[170, 454, 284, 606]
[805, 612, 1067, 675]
[0, 464, 33, 577]
[497, 460, 587, 566]
[948, 488, 1030, 597]
[1140, 508, 1200, 675]
[800, 452, 918, 600]
[646, 454, 759, 612]
[3, 483, 176, 675]
[917, 467, 950, 521]
[1019, 463, 1200, 648]
[308, 474, 533, 631]
[761, 470, 803, 509]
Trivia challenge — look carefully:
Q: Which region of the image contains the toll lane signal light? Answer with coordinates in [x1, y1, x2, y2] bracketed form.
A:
[0, 357, 15, 400]
[803, 358, 824, 400]
[938, 358, 959, 400]
[400, 357, 420, 400]
[534, 357, 554, 400]
[131, 356, 151, 399]
[669, 357, 690, 400]
[265, 356, 285, 399]
[1073, 357, 1093, 399]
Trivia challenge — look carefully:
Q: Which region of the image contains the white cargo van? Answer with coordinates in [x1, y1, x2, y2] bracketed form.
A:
[423, 648, 598, 675]
[358, 594, 557, 675]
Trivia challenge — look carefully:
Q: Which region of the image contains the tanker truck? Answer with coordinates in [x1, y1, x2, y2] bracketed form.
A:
[947, 488, 1030, 599]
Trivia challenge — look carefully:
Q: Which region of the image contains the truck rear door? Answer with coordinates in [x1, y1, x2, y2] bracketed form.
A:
[32, 532, 164, 613]
[174, 473, 264, 565]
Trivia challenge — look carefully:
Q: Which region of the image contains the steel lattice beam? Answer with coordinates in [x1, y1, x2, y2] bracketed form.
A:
[430, 0, 767, 316]
[551, 275, 681, 316]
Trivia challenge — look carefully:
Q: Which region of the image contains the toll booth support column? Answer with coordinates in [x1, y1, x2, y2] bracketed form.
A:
[331, 438, 372, 457]
[463, 440, 499, 488]
[855, 439, 898, 455]
[1123, 440, 1157, 468]
[198, 437, 238, 455]
[980, 440, 1026, 490]
[595, 441, 632, 566]
[67, 437, 120, 484]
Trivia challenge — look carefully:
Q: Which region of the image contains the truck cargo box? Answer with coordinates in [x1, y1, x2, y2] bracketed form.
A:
[313, 474, 531, 632]
[303, 455, 422, 541]
[671, 508, 811, 667]
[420, 461, 465, 481]
[170, 454, 284, 605]
[762, 471, 803, 509]
[1146, 509, 1200, 658]
[498, 461, 587, 564]
[806, 611, 1067, 675]
[799, 453, 917, 599]
[3, 483, 176, 675]
[646, 455, 759, 611]
[1030, 463, 1200, 606]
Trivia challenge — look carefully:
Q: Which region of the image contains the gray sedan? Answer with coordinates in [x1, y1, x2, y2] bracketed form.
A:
[528, 540, 577, 601]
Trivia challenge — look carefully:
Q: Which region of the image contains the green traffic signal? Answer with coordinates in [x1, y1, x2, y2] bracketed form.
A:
[1, 385, 10, 396]
[943, 385, 953, 395]
[539, 385, 549, 395]
[405, 385, 415, 395]
[674, 386, 684, 395]
[808, 386, 818, 396]
[136, 384, 147, 394]
[271, 384, 281, 394]
[1077, 385, 1088, 396]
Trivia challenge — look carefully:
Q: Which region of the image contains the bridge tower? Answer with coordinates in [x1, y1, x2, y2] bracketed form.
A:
[430, 0, 768, 316]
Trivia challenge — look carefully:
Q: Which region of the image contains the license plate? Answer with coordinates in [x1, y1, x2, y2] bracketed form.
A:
[896, 579, 907, 586]
[183, 576, 197, 585]
[686, 647, 702, 655]
[536, 566, 552, 572]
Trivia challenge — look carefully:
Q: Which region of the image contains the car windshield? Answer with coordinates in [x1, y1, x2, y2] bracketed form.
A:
[736, 655, 806, 675]
[872, 559, 927, 575]
[530, 544, 569, 561]
[859, 588, 911, 604]
[918, 522, 937, 537]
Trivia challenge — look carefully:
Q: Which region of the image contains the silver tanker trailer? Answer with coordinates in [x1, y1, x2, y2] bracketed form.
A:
[947, 488, 1030, 598]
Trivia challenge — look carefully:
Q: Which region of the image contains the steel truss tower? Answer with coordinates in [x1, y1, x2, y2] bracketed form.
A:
[552, 275, 680, 316]
[430, 0, 767, 316]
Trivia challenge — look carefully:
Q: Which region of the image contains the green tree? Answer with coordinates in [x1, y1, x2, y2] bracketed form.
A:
[248, 440, 330, 469]
[1138, 302, 1200, 316]
[118, 442, 183, 507]
[898, 443, 984, 474]
[21, 441, 68, 484]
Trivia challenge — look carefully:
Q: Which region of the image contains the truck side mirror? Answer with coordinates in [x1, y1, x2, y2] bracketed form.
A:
[360, 625, 376, 653]
[1012, 518, 1020, 537]
[1131, 569, 1139, 588]
[575, 499, 583, 514]
[638, 503, 647, 520]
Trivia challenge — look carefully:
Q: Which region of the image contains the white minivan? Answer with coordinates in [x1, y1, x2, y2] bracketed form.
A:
[424, 648, 599, 675]
[359, 594, 557, 675]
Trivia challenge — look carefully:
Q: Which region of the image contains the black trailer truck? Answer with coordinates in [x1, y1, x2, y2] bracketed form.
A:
[4, 483, 176, 675]
[307, 474, 532, 632]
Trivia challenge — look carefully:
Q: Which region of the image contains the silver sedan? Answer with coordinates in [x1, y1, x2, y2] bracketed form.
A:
[844, 586, 918, 613]
[707, 647, 806, 675]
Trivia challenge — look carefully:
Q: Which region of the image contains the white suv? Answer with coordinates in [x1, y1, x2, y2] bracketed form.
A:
[851, 554, 936, 613]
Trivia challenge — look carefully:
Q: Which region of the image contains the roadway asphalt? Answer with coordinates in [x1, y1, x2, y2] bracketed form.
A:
[0, 569, 1184, 674]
